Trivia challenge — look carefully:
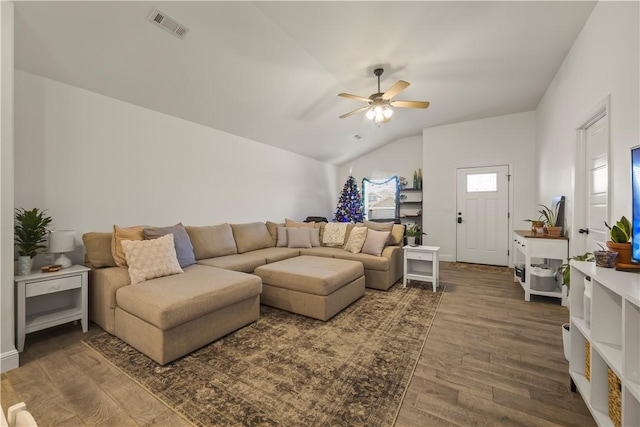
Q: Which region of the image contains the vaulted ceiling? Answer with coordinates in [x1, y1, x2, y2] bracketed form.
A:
[14, 1, 597, 165]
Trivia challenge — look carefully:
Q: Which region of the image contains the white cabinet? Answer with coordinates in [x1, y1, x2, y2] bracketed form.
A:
[403, 245, 440, 292]
[513, 230, 568, 304]
[14, 265, 89, 351]
[569, 261, 640, 426]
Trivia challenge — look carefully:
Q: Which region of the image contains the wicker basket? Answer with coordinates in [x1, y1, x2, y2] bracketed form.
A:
[608, 368, 622, 427]
[585, 341, 591, 381]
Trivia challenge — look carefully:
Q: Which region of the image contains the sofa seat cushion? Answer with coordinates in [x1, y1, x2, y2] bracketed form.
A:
[116, 264, 261, 330]
[299, 247, 346, 258]
[254, 256, 363, 296]
[248, 247, 300, 263]
[197, 253, 267, 273]
[333, 250, 390, 271]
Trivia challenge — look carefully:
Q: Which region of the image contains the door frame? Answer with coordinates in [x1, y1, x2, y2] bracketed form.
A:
[572, 95, 611, 256]
[455, 163, 513, 266]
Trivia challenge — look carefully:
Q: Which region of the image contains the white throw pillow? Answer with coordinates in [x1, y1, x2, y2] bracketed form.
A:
[343, 226, 367, 253]
[121, 233, 183, 285]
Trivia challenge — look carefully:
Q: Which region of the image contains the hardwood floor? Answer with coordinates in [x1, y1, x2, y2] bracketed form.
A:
[2, 263, 594, 426]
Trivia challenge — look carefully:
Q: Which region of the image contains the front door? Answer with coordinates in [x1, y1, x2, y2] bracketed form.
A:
[456, 165, 509, 266]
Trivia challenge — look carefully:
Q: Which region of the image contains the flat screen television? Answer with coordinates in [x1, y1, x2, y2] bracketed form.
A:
[631, 146, 640, 263]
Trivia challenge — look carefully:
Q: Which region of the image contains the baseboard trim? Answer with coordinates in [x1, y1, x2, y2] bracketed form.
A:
[1, 348, 19, 373]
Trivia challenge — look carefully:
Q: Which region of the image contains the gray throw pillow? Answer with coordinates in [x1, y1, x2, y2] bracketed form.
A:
[287, 227, 312, 248]
[361, 229, 391, 257]
[277, 226, 288, 247]
[309, 227, 321, 247]
[143, 223, 196, 268]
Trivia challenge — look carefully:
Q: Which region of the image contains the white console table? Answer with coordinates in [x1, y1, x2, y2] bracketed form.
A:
[14, 265, 89, 351]
[513, 230, 568, 304]
[569, 261, 640, 426]
[403, 245, 440, 291]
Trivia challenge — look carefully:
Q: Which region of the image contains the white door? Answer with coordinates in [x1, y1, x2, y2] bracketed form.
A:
[456, 165, 509, 266]
[581, 115, 609, 252]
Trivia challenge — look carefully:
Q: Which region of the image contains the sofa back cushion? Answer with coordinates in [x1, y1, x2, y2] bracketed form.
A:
[83, 232, 116, 268]
[143, 223, 196, 268]
[231, 222, 275, 253]
[185, 224, 238, 260]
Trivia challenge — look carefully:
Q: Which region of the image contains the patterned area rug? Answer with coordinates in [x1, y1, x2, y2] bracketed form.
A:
[84, 282, 443, 427]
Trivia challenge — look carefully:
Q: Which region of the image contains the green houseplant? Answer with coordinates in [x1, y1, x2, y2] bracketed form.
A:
[605, 216, 631, 267]
[538, 200, 564, 236]
[14, 208, 52, 275]
[405, 224, 426, 246]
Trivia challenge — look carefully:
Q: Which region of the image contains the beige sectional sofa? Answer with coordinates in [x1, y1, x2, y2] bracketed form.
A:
[83, 220, 404, 365]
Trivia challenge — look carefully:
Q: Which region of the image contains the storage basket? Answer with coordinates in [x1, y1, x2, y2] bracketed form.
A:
[608, 368, 622, 427]
[585, 341, 591, 381]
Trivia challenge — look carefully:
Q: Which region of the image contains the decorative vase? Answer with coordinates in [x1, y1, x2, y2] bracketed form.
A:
[594, 250, 617, 268]
[407, 236, 416, 246]
[606, 241, 632, 267]
[17, 256, 32, 276]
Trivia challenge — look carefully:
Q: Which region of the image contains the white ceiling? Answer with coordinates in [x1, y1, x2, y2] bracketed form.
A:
[13, 1, 597, 165]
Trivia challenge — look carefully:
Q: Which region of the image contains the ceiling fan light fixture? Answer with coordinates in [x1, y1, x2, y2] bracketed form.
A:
[366, 109, 375, 120]
[383, 107, 393, 119]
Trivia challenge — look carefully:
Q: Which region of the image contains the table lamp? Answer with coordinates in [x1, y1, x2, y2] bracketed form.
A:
[49, 230, 75, 269]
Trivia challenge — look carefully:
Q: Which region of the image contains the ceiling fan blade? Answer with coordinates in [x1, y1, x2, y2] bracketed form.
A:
[338, 93, 372, 103]
[339, 106, 369, 119]
[382, 80, 410, 100]
[390, 100, 430, 109]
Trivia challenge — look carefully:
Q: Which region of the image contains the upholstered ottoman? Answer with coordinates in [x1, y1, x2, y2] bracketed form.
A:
[254, 256, 365, 321]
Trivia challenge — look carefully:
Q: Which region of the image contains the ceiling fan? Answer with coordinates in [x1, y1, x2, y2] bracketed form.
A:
[339, 68, 430, 126]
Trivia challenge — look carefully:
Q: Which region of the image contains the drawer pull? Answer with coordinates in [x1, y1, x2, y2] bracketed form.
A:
[51, 284, 61, 290]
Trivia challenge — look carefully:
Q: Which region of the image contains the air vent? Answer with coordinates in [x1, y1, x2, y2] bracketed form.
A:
[352, 134, 363, 140]
[148, 9, 189, 39]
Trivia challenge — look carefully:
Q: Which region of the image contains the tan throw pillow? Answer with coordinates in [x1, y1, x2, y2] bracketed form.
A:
[276, 226, 288, 247]
[364, 220, 394, 232]
[361, 229, 391, 257]
[309, 227, 321, 247]
[265, 221, 282, 245]
[83, 232, 116, 268]
[185, 224, 238, 260]
[315, 222, 326, 244]
[111, 225, 144, 267]
[285, 218, 315, 228]
[389, 224, 406, 246]
[343, 226, 367, 253]
[287, 227, 312, 248]
[121, 234, 183, 285]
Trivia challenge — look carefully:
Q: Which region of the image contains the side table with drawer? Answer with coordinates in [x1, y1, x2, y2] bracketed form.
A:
[403, 245, 440, 292]
[14, 265, 90, 351]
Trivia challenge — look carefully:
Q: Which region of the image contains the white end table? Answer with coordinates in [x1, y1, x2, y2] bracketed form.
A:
[14, 265, 90, 351]
[403, 245, 440, 291]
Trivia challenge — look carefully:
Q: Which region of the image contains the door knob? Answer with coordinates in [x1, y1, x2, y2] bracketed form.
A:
[578, 228, 589, 234]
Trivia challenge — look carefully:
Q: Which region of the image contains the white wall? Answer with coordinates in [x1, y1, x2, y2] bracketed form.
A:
[339, 135, 422, 185]
[14, 71, 339, 265]
[536, 1, 639, 255]
[423, 111, 537, 263]
[1, 1, 19, 373]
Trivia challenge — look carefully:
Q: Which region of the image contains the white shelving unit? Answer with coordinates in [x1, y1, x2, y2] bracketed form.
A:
[569, 260, 640, 426]
[513, 230, 568, 304]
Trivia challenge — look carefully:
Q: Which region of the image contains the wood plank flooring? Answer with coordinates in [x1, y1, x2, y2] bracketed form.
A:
[1, 263, 594, 426]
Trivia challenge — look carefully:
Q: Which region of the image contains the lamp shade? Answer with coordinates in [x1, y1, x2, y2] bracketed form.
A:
[49, 230, 76, 253]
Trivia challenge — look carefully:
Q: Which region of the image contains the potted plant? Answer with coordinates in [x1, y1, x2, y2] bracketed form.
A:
[14, 208, 52, 275]
[538, 200, 564, 236]
[605, 216, 631, 267]
[405, 224, 426, 246]
[524, 218, 545, 234]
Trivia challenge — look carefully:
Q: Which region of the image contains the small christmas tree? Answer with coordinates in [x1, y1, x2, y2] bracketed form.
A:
[334, 176, 364, 223]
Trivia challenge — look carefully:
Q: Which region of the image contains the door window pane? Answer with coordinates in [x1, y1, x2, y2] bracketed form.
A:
[467, 173, 497, 193]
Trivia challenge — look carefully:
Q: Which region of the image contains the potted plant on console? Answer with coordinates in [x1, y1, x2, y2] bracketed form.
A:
[538, 200, 564, 236]
[405, 224, 426, 246]
[605, 216, 632, 268]
[14, 208, 52, 276]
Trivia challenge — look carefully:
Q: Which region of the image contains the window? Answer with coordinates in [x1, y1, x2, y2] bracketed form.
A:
[362, 176, 399, 220]
[466, 173, 498, 193]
